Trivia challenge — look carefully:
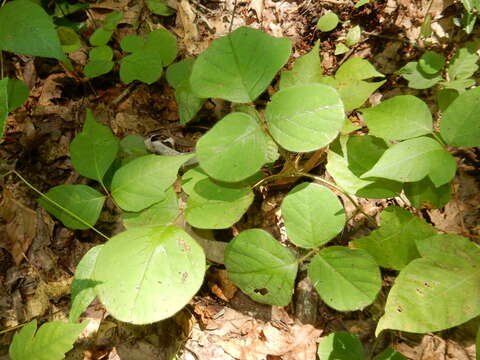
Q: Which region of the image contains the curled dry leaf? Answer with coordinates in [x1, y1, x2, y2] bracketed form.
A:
[0, 188, 36, 265]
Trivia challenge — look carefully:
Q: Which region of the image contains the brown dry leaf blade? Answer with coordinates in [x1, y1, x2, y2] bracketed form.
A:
[0, 188, 36, 265]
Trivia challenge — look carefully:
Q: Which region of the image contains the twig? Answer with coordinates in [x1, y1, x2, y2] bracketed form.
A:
[229, 0, 238, 33]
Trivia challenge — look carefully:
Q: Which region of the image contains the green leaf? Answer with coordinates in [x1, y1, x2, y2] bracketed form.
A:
[281, 183, 345, 248]
[120, 35, 145, 53]
[0, 78, 8, 139]
[166, 59, 206, 124]
[122, 187, 179, 228]
[336, 79, 385, 111]
[69, 245, 103, 323]
[190, 26, 291, 103]
[351, 206, 437, 270]
[184, 177, 254, 229]
[0, 0, 69, 64]
[376, 234, 480, 334]
[346, 135, 390, 176]
[346, 25, 361, 47]
[442, 78, 475, 91]
[335, 43, 350, 55]
[70, 109, 119, 182]
[9, 320, 87, 360]
[404, 177, 451, 209]
[38, 185, 105, 230]
[111, 153, 194, 212]
[119, 29, 177, 84]
[437, 88, 459, 111]
[89, 28, 113, 46]
[57, 26, 81, 53]
[440, 86, 480, 147]
[317, 331, 365, 360]
[103, 11, 123, 31]
[182, 167, 209, 195]
[146, 0, 176, 16]
[355, 0, 370, 8]
[317, 12, 339, 32]
[309, 247, 381, 311]
[118, 134, 149, 163]
[397, 61, 442, 89]
[361, 136, 456, 187]
[280, 41, 322, 89]
[266, 83, 344, 152]
[374, 348, 407, 360]
[448, 47, 479, 80]
[418, 51, 445, 74]
[360, 95, 432, 141]
[336, 58, 384, 81]
[93, 226, 205, 324]
[7, 78, 29, 111]
[54, 2, 89, 17]
[225, 229, 298, 306]
[84, 45, 114, 78]
[196, 112, 268, 182]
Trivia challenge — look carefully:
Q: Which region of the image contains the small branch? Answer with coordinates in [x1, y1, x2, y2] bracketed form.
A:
[229, 0, 238, 32]
[297, 248, 320, 263]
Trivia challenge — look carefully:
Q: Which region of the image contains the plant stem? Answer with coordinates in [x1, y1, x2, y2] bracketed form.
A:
[12, 170, 110, 240]
[432, 131, 447, 146]
[297, 248, 320, 263]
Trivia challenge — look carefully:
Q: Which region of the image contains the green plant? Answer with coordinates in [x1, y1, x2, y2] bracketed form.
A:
[5, 25, 480, 359]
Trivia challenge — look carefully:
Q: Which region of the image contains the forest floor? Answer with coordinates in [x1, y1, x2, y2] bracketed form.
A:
[1, 0, 480, 359]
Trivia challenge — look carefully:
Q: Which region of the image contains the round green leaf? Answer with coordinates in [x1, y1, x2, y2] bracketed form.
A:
[120, 35, 144, 53]
[57, 26, 81, 53]
[70, 110, 119, 182]
[346, 25, 361, 47]
[0, 0, 69, 64]
[122, 187, 179, 228]
[361, 136, 456, 187]
[38, 185, 105, 230]
[225, 229, 298, 306]
[376, 235, 480, 335]
[280, 41, 322, 90]
[360, 95, 433, 141]
[309, 246, 381, 311]
[190, 26, 291, 103]
[89, 45, 113, 61]
[418, 51, 445, 74]
[440, 86, 480, 147]
[166, 59, 194, 89]
[282, 182, 345, 248]
[146, 0, 175, 16]
[317, 331, 365, 360]
[397, 61, 442, 89]
[316, 12, 339, 32]
[145, 29, 177, 66]
[266, 83, 344, 152]
[197, 112, 268, 182]
[111, 153, 194, 212]
[120, 49, 163, 84]
[89, 28, 113, 47]
[185, 177, 254, 229]
[6, 78, 29, 112]
[102, 11, 123, 31]
[93, 226, 205, 324]
[84, 60, 114, 78]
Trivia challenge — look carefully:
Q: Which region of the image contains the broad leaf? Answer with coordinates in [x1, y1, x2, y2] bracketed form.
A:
[184, 177, 254, 229]
[84, 45, 114, 78]
[351, 206, 437, 270]
[190, 26, 291, 103]
[7, 78, 29, 111]
[448, 47, 479, 80]
[280, 41, 322, 89]
[316, 12, 339, 32]
[377, 234, 480, 334]
[58, 26, 81, 53]
[346, 135, 390, 176]
[335, 43, 350, 55]
[225, 229, 298, 306]
[418, 51, 445, 74]
[118, 134, 148, 164]
[146, 0, 175, 16]
[70, 109, 119, 182]
[120, 29, 177, 84]
[196, 112, 268, 182]
[0, 79, 7, 139]
[266, 83, 344, 152]
[317, 331, 365, 360]
[69, 245, 103, 323]
[360, 95, 432, 141]
[0, 0, 69, 64]
[361, 136, 456, 187]
[397, 61, 442, 89]
[404, 177, 451, 209]
[166, 59, 205, 124]
[89, 11, 122, 46]
[346, 25, 361, 47]
[9, 320, 87, 360]
[440, 86, 480, 147]
[309, 247, 381, 311]
[111, 153, 194, 212]
[38, 185, 105, 230]
[122, 187, 179, 228]
[281, 182, 345, 248]
[335, 57, 384, 81]
[437, 88, 459, 111]
[93, 226, 205, 324]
